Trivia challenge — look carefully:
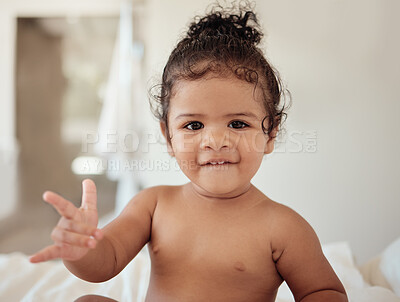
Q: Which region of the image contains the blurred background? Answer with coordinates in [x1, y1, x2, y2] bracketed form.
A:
[0, 0, 399, 266]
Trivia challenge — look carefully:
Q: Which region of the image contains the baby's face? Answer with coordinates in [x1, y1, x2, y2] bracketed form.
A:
[164, 76, 275, 198]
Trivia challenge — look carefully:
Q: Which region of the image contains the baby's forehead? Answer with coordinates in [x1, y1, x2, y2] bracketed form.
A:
[169, 76, 266, 118]
[171, 75, 265, 102]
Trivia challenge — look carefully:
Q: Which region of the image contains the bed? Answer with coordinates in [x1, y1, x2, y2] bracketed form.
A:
[0, 239, 399, 301]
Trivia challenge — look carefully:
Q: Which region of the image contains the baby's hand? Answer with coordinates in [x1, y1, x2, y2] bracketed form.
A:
[29, 179, 103, 263]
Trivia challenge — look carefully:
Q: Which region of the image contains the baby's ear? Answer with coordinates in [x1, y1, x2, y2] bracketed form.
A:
[264, 127, 278, 155]
[160, 122, 175, 157]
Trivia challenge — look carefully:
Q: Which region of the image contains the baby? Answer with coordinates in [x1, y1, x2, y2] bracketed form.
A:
[30, 3, 348, 302]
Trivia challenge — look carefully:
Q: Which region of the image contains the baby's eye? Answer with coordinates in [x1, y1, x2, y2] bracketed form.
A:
[228, 120, 249, 129]
[184, 121, 204, 130]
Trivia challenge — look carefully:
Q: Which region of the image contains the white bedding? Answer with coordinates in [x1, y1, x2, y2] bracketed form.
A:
[0, 242, 399, 302]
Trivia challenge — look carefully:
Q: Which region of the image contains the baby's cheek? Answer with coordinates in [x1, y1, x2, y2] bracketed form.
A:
[174, 134, 198, 153]
[176, 158, 198, 172]
[239, 133, 267, 154]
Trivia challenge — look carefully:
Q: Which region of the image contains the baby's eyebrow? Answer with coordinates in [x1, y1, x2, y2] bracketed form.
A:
[174, 113, 205, 120]
[174, 112, 258, 120]
[224, 112, 258, 119]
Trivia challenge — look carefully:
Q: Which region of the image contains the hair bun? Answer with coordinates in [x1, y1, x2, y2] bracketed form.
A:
[187, 8, 262, 46]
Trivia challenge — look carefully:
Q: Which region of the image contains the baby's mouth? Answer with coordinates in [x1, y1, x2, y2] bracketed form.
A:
[200, 159, 235, 166]
[205, 161, 229, 166]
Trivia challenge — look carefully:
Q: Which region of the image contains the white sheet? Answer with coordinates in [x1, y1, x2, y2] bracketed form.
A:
[276, 242, 400, 302]
[360, 236, 400, 297]
[0, 248, 150, 301]
[0, 242, 399, 301]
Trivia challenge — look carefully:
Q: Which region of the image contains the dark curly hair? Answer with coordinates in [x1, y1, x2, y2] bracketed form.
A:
[149, 1, 290, 143]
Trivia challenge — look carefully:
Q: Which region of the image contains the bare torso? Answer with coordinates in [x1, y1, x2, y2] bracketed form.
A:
[145, 184, 283, 302]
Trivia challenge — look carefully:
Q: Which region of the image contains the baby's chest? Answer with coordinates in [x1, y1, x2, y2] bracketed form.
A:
[149, 206, 278, 283]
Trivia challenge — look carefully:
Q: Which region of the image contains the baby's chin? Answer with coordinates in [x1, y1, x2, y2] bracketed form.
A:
[190, 181, 251, 200]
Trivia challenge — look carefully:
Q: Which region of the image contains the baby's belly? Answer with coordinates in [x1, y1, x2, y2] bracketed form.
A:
[145, 275, 279, 302]
[145, 257, 280, 302]
[145, 282, 278, 302]
[145, 235, 282, 302]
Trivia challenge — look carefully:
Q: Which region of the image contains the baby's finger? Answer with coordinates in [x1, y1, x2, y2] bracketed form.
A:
[51, 227, 97, 249]
[29, 245, 62, 263]
[81, 179, 97, 211]
[43, 191, 78, 219]
[58, 217, 103, 240]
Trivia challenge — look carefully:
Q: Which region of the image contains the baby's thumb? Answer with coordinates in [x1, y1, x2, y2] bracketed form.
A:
[81, 179, 97, 211]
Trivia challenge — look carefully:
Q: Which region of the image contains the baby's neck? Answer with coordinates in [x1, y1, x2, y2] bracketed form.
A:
[184, 182, 258, 205]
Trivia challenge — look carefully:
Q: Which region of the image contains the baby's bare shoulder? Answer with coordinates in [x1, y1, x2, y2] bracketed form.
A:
[262, 200, 317, 251]
[152, 184, 183, 195]
[133, 184, 184, 209]
[141, 184, 183, 202]
[264, 200, 308, 225]
[119, 185, 180, 218]
[135, 184, 182, 199]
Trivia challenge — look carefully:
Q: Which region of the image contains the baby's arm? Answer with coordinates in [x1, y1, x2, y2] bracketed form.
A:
[65, 186, 157, 282]
[30, 180, 157, 283]
[271, 205, 348, 302]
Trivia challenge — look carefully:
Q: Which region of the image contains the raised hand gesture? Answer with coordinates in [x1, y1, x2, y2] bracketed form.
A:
[29, 179, 103, 263]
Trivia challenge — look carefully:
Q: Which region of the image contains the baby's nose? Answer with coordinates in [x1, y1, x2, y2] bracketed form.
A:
[200, 128, 232, 151]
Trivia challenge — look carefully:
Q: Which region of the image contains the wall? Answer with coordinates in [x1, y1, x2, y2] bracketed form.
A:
[143, 0, 400, 264]
[0, 0, 125, 151]
[0, 0, 123, 219]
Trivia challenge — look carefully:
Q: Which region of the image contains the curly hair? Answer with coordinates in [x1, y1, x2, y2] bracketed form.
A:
[149, 1, 290, 143]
